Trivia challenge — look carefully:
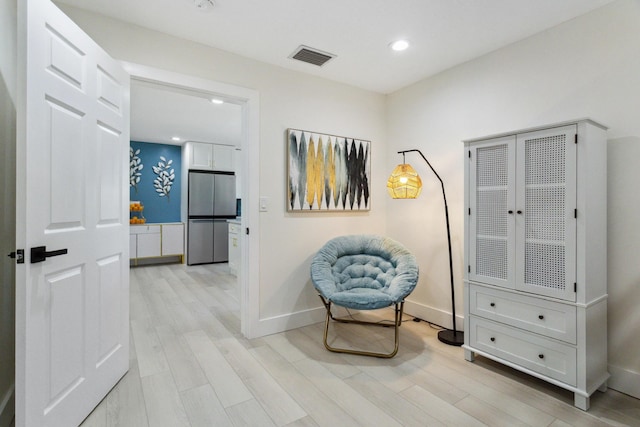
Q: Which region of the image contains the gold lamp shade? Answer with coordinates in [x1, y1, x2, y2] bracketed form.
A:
[387, 163, 422, 199]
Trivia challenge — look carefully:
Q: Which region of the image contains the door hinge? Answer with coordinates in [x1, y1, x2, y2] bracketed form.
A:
[8, 249, 25, 264]
[575, 134, 578, 144]
[574, 209, 577, 219]
[245, 227, 250, 235]
[574, 282, 577, 292]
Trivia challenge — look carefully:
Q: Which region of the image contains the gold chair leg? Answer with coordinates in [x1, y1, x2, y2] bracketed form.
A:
[319, 296, 404, 358]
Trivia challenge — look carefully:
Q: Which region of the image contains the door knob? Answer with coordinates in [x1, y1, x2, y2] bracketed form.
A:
[30, 246, 68, 264]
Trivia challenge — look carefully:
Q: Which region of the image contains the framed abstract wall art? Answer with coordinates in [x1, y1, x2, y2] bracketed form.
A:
[287, 128, 371, 211]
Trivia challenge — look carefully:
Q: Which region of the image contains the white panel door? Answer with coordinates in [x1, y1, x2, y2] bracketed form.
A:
[16, 1, 130, 426]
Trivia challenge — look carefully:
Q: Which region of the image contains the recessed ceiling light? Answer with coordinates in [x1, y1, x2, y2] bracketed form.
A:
[390, 40, 410, 52]
[210, 98, 224, 104]
[171, 136, 181, 142]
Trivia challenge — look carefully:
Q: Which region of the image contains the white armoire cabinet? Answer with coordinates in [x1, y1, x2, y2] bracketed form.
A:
[463, 119, 608, 410]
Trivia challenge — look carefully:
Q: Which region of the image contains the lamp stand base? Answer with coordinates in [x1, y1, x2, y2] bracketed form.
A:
[437, 329, 464, 346]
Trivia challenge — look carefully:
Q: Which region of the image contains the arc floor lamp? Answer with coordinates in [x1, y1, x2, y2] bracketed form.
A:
[386, 149, 464, 346]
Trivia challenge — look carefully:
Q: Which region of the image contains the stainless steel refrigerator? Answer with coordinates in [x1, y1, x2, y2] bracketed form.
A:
[187, 171, 236, 265]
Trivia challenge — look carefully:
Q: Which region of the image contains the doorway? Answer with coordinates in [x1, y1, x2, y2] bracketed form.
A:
[124, 62, 261, 339]
[0, 57, 16, 427]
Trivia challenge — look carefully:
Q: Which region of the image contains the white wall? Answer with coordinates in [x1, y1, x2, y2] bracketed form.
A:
[387, 0, 640, 398]
[607, 135, 640, 398]
[0, 0, 16, 424]
[57, 6, 388, 330]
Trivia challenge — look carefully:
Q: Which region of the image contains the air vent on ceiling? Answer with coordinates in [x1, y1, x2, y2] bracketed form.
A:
[289, 45, 335, 67]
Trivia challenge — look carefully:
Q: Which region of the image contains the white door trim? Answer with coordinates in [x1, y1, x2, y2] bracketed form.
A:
[121, 62, 261, 338]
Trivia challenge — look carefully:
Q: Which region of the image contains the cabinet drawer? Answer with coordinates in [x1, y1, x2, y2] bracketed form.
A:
[469, 284, 576, 344]
[130, 225, 161, 235]
[469, 317, 576, 386]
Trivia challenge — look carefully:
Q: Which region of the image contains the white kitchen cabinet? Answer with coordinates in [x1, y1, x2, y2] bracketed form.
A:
[132, 225, 161, 258]
[190, 142, 213, 169]
[227, 220, 241, 276]
[129, 234, 136, 259]
[188, 141, 235, 172]
[130, 223, 184, 265]
[463, 119, 608, 410]
[213, 144, 234, 171]
[161, 223, 184, 256]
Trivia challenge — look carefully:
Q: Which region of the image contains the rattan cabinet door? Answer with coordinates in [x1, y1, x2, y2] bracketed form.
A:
[515, 125, 577, 301]
[468, 136, 516, 289]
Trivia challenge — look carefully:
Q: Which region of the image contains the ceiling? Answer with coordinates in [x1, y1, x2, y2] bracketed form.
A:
[54, 0, 616, 145]
[56, 0, 615, 94]
[129, 80, 242, 146]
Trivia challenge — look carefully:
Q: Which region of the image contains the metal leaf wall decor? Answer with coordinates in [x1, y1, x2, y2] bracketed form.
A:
[152, 156, 175, 201]
[287, 129, 370, 211]
[129, 147, 143, 193]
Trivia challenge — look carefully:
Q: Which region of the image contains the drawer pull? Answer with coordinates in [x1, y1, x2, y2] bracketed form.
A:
[490, 337, 496, 342]
[538, 315, 544, 320]
[490, 302, 495, 307]
[538, 354, 544, 359]
[508, 210, 514, 214]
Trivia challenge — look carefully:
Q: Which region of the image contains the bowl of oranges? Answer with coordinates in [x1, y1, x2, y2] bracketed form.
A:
[129, 202, 146, 224]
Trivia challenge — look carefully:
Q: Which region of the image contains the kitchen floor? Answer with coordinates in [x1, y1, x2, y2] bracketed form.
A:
[77, 262, 639, 426]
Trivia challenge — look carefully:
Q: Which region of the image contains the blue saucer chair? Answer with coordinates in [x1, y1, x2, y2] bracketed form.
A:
[310, 235, 419, 358]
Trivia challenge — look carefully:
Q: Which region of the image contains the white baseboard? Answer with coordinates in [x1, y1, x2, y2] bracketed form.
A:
[254, 306, 326, 337]
[253, 303, 387, 338]
[403, 299, 464, 332]
[608, 364, 640, 399]
[253, 299, 465, 338]
[0, 385, 15, 427]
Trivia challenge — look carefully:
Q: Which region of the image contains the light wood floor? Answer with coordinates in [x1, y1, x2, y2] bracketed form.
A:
[80, 263, 640, 427]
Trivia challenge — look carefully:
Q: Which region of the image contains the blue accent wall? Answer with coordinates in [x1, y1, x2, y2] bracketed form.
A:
[129, 141, 181, 223]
